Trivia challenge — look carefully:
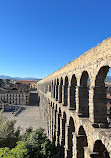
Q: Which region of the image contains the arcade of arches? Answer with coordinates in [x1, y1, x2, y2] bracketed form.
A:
[37, 38, 111, 158]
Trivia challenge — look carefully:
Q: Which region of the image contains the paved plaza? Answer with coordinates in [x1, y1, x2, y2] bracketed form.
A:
[3, 105, 46, 134]
[14, 106, 46, 133]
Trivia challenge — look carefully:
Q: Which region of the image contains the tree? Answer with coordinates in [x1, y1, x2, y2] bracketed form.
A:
[0, 79, 4, 87]
[0, 142, 29, 158]
[5, 79, 11, 84]
[21, 128, 59, 158]
[10, 141, 29, 158]
[0, 115, 59, 158]
[0, 111, 20, 149]
[10, 87, 17, 90]
[0, 147, 11, 158]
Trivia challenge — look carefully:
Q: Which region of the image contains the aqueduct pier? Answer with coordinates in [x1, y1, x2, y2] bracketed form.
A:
[37, 38, 111, 158]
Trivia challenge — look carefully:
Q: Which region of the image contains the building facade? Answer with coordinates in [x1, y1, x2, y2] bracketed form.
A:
[0, 90, 29, 105]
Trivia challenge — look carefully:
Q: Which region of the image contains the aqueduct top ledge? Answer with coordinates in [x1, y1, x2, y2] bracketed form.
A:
[37, 37, 111, 84]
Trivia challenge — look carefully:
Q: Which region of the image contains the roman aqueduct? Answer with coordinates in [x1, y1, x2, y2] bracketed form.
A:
[37, 38, 111, 158]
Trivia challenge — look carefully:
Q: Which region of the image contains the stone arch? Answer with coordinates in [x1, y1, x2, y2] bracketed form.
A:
[47, 99, 50, 136]
[56, 78, 59, 85]
[53, 104, 57, 145]
[51, 80, 53, 98]
[67, 117, 75, 158]
[64, 76, 69, 106]
[61, 111, 67, 158]
[78, 126, 86, 135]
[92, 140, 110, 158]
[49, 102, 52, 139]
[94, 66, 109, 123]
[57, 107, 61, 146]
[59, 77, 63, 103]
[55, 104, 57, 111]
[52, 80, 53, 86]
[93, 59, 111, 82]
[54, 79, 56, 98]
[46, 98, 50, 136]
[79, 71, 90, 117]
[52, 102, 54, 108]
[51, 103, 54, 141]
[56, 78, 59, 101]
[70, 74, 77, 109]
[77, 126, 88, 158]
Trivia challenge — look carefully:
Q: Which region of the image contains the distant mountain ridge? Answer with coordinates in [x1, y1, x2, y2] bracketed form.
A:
[0, 75, 41, 81]
[105, 76, 111, 82]
[0, 75, 110, 82]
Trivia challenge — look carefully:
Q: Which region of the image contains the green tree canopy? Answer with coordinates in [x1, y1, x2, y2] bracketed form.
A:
[5, 79, 11, 84]
[0, 111, 20, 149]
[0, 142, 29, 158]
[10, 87, 17, 90]
[0, 113, 59, 158]
[21, 127, 59, 158]
[0, 79, 4, 87]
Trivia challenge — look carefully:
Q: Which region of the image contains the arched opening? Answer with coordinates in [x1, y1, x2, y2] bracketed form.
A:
[56, 79, 59, 101]
[64, 76, 68, 106]
[53, 104, 57, 145]
[59, 77, 63, 103]
[77, 126, 88, 158]
[51, 103, 54, 141]
[106, 68, 111, 126]
[67, 117, 75, 158]
[70, 74, 77, 109]
[47, 99, 50, 136]
[49, 81, 51, 92]
[92, 140, 110, 158]
[51, 80, 53, 98]
[54, 79, 56, 98]
[79, 71, 90, 117]
[94, 66, 110, 123]
[49, 102, 52, 139]
[57, 108, 61, 146]
[61, 112, 67, 158]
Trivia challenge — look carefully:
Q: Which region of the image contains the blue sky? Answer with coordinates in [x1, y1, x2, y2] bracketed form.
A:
[0, 0, 111, 78]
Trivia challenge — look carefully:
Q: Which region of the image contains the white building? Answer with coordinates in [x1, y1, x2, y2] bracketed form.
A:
[0, 89, 29, 105]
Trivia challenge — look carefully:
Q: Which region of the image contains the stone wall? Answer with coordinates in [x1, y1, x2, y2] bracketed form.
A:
[37, 38, 111, 158]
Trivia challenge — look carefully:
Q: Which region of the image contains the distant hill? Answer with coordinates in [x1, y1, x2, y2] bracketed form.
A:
[0, 75, 110, 82]
[105, 76, 111, 82]
[0, 75, 41, 81]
